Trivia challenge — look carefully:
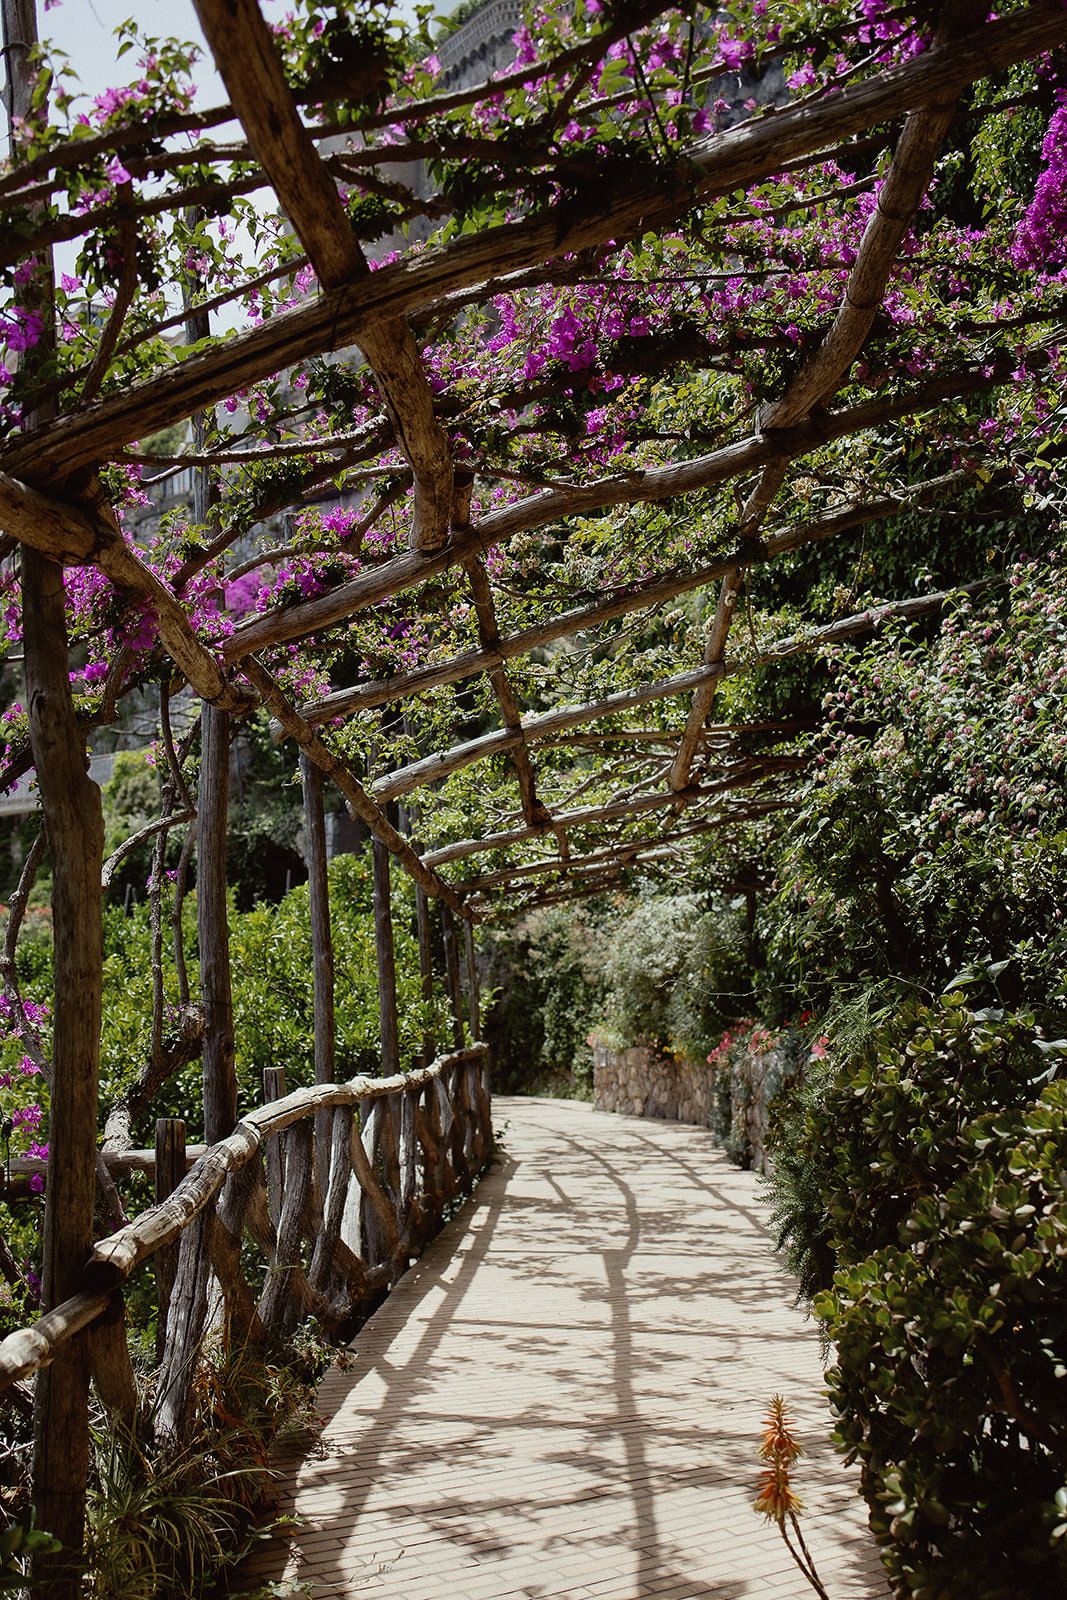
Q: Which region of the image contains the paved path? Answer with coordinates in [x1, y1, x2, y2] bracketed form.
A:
[246, 1097, 888, 1600]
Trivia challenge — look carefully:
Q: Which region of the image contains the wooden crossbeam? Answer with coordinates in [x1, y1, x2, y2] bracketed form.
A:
[0, 471, 250, 713]
[459, 523, 552, 828]
[192, 0, 454, 550]
[5, 5, 1062, 485]
[370, 665, 724, 802]
[460, 811, 778, 896]
[423, 769, 790, 868]
[228, 377, 987, 666]
[669, 64, 964, 792]
[288, 474, 966, 727]
[369, 578, 980, 804]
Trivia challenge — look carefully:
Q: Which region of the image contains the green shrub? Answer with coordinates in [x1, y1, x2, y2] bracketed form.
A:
[600, 893, 751, 1060]
[484, 903, 607, 1095]
[766, 993, 1052, 1301]
[816, 1079, 1067, 1599]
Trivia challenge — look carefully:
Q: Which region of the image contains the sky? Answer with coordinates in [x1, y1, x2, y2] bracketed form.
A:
[41, 0, 434, 103]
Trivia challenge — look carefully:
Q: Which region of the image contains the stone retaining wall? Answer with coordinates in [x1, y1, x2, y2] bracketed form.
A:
[592, 1036, 791, 1173]
[592, 1040, 714, 1127]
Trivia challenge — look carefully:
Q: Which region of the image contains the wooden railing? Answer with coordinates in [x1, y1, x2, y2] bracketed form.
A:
[0, 1044, 491, 1433]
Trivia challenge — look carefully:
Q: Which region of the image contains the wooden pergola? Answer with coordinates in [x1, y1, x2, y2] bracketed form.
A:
[0, 0, 1065, 1587]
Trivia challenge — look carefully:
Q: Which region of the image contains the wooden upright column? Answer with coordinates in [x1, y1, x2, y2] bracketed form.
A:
[154, 1118, 187, 1359]
[23, 542, 102, 1590]
[463, 920, 480, 1041]
[302, 755, 335, 1176]
[441, 903, 465, 1049]
[4, 1, 102, 1586]
[198, 705, 237, 1143]
[372, 839, 400, 1075]
[415, 885, 436, 1066]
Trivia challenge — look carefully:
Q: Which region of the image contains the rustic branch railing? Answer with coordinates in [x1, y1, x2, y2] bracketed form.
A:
[0, 1044, 492, 1413]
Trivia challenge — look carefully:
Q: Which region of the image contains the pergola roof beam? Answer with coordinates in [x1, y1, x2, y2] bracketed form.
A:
[192, 0, 454, 551]
[229, 377, 987, 665]
[669, 52, 964, 792]
[6, 2, 1063, 485]
[423, 771, 791, 868]
[289, 472, 967, 727]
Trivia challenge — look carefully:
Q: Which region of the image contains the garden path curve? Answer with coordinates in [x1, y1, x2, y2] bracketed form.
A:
[245, 1096, 888, 1600]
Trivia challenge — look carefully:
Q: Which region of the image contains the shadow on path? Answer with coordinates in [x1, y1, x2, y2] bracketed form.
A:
[241, 1096, 888, 1600]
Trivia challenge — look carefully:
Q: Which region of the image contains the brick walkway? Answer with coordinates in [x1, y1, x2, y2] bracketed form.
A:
[244, 1097, 888, 1600]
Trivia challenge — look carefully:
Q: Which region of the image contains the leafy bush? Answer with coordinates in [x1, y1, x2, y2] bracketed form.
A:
[706, 1018, 811, 1169]
[483, 889, 754, 1095]
[767, 992, 1056, 1301]
[599, 893, 749, 1059]
[816, 1078, 1067, 1599]
[761, 561, 1067, 1028]
[766, 993, 1067, 1596]
[83, 1331, 333, 1600]
[484, 903, 607, 1095]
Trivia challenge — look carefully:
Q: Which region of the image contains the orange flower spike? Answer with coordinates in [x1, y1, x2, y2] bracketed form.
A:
[760, 1394, 803, 1465]
[754, 1462, 804, 1524]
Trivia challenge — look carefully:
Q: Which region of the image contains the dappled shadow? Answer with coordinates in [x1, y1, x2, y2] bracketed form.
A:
[241, 1095, 888, 1599]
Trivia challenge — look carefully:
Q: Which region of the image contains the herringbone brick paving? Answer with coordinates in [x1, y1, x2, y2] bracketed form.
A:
[244, 1096, 889, 1599]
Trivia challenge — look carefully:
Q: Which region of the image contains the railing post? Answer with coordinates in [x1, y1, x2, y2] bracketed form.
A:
[372, 839, 401, 1075]
[263, 1067, 287, 1233]
[259, 1120, 313, 1335]
[463, 920, 480, 1040]
[415, 884, 436, 1067]
[154, 1118, 186, 1359]
[441, 903, 465, 1049]
[301, 753, 335, 1184]
[449, 1063, 473, 1194]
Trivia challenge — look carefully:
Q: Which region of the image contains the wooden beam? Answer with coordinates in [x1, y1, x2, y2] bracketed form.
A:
[440, 904, 466, 1050]
[372, 840, 400, 1076]
[301, 754, 336, 1180]
[228, 371, 983, 667]
[370, 665, 723, 802]
[6, 2, 1063, 481]
[461, 540, 552, 826]
[291, 474, 965, 725]
[373, 572, 975, 805]
[3, 7, 98, 1581]
[240, 655, 470, 916]
[463, 921, 480, 1040]
[669, 69, 963, 792]
[424, 770, 789, 868]
[192, 0, 454, 549]
[0, 472, 251, 713]
[461, 812, 770, 894]
[198, 705, 237, 1145]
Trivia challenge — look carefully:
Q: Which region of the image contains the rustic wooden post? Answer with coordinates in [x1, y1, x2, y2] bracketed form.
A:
[156, 1208, 215, 1439]
[372, 839, 400, 1075]
[351, 1100, 397, 1271]
[301, 754, 335, 1180]
[4, 4, 102, 1582]
[414, 885, 436, 1067]
[154, 1119, 187, 1359]
[448, 1065, 473, 1194]
[263, 1067, 287, 1232]
[259, 1120, 313, 1334]
[309, 1106, 358, 1301]
[198, 704, 237, 1145]
[441, 903, 465, 1049]
[463, 920, 481, 1040]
